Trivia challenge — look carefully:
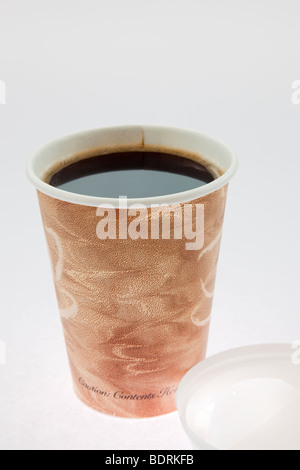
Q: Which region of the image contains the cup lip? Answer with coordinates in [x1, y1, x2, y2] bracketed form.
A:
[176, 343, 293, 451]
[26, 124, 238, 207]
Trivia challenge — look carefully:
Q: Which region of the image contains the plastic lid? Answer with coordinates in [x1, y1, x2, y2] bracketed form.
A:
[176, 344, 300, 450]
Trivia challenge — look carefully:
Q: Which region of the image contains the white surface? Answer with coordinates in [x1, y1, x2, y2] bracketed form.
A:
[0, 0, 300, 451]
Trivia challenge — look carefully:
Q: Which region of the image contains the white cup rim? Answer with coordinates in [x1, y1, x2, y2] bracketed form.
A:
[27, 125, 238, 207]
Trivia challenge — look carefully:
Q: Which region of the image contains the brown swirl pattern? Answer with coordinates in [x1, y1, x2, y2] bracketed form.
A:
[37, 185, 228, 417]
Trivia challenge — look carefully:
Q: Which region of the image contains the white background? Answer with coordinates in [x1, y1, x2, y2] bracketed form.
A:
[0, 0, 300, 450]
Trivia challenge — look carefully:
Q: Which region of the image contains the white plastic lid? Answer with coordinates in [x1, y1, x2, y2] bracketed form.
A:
[176, 344, 300, 450]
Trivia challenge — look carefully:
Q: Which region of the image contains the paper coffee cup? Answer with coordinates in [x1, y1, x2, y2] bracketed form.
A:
[27, 125, 237, 418]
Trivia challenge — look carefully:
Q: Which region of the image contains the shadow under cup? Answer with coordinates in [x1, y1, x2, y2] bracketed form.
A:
[27, 126, 238, 418]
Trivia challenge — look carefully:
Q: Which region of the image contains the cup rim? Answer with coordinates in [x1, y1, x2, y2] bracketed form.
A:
[26, 125, 238, 207]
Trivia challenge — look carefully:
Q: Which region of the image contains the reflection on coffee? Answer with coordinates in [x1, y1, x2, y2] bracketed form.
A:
[48, 150, 216, 198]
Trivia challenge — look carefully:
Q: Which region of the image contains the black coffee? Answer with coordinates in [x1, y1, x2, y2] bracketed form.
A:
[48, 150, 215, 198]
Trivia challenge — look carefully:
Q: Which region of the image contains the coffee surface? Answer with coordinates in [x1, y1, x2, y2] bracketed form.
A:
[49, 150, 215, 198]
